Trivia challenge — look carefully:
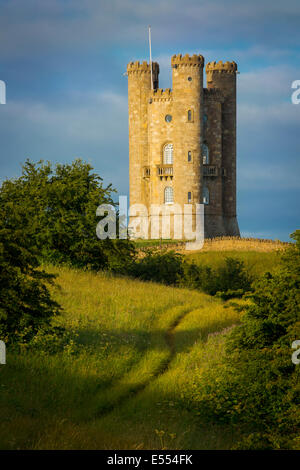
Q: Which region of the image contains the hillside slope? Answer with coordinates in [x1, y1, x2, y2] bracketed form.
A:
[0, 266, 242, 449]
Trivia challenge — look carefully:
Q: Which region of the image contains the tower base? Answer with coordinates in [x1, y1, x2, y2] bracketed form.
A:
[204, 215, 240, 238]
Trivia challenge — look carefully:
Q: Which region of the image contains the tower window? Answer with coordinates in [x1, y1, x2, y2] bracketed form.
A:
[188, 192, 192, 203]
[187, 110, 193, 122]
[202, 144, 209, 165]
[164, 187, 174, 204]
[203, 187, 209, 205]
[163, 143, 173, 164]
[188, 150, 192, 162]
[188, 76, 192, 82]
[165, 114, 172, 123]
[203, 114, 208, 126]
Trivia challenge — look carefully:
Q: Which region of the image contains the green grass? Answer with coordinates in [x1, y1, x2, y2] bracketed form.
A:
[133, 239, 181, 248]
[185, 250, 280, 277]
[0, 265, 242, 449]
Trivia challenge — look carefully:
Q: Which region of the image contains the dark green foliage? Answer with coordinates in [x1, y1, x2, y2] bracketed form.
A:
[129, 249, 184, 285]
[0, 208, 60, 343]
[181, 256, 253, 298]
[129, 250, 253, 298]
[0, 158, 136, 343]
[183, 230, 300, 449]
[0, 159, 135, 271]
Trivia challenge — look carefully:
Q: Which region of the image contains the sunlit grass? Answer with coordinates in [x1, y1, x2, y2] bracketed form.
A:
[185, 250, 280, 277]
[0, 265, 243, 449]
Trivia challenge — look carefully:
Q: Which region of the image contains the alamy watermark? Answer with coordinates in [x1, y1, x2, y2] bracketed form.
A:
[96, 196, 204, 250]
[0, 341, 6, 365]
[291, 80, 300, 104]
[292, 340, 300, 365]
[0, 80, 6, 104]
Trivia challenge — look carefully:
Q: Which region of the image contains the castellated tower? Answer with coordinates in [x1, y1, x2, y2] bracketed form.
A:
[127, 54, 240, 239]
[206, 61, 240, 236]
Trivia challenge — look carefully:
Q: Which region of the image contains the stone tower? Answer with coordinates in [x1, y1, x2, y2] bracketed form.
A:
[127, 53, 240, 239]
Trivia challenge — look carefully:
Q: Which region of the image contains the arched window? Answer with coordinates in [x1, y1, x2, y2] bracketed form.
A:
[203, 187, 209, 205]
[187, 110, 193, 122]
[163, 143, 173, 164]
[164, 187, 174, 204]
[202, 144, 209, 165]
[187, 191, 192, 203]
[188, 150, 192, 162]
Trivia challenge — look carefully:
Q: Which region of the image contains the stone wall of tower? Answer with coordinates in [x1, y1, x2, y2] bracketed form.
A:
[203, 88, 227, 237]
[171, 54, 204, 235]
[147, 88, 175, 237]
[148, 88, 173, 207]
[127, 60, 159, 214]
[206, 61, 240, 236]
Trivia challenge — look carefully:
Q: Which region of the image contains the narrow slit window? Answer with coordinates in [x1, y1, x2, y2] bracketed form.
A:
[163, 143, 173, 164]
[187, 110, 192, 122]
[188, 191, 192, 203]
[202, 144, 209, 165]
[203, 187, 209, 205]
[188, 151, 192, 162]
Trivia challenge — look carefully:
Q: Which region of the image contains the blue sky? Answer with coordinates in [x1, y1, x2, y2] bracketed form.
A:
[0, 0, 299, 241]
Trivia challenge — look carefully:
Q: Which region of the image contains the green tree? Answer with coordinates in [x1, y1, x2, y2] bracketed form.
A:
[0, 159, 135, 271]
[0, 207, 60, 343]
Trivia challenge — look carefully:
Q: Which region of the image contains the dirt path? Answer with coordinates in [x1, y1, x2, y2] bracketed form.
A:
[94, 308, 193, 418]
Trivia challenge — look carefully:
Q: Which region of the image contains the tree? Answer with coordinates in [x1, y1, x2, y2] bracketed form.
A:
[0, 159, 135, 271]
[0, 205, 60, 343]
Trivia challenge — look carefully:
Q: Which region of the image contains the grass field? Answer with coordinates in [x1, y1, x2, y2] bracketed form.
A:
[0, 265, 243, 449]
[185, 250, 280, 277]
[135, 236, 289, 253]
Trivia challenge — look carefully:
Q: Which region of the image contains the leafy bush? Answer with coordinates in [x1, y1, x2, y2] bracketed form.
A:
[181, 256, 253, 299]
[28, 325, 80, 356]
[0, 159, 135, 272]
[0, 212, 61, 343]
[129, 249, 184, 285]
[181, 230, 300, 449]
[129, 251, 253, 300]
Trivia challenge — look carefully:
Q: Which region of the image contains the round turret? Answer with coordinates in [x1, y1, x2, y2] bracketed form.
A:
[206, 60, 237, 74]
[171, 53, 204, 68]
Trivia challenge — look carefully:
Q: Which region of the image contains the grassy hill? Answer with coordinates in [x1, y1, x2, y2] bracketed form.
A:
[0, 265, 245, 450]
[0, 238, 287, 449]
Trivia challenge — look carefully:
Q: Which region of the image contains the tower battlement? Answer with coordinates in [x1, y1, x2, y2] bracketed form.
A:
[206, 61, 237, 74]
[171, 53, 204, 67]
[127, 61, 159, 75]
[150, 88, 173, 101]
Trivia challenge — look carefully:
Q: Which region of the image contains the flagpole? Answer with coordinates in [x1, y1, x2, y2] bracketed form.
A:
[148, 25, 153, 90]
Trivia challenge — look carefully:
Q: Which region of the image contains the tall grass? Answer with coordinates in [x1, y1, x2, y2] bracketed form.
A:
[185, 250, 280, 277]
[0, 265, 241, 449]
[135, 237, 289, 254]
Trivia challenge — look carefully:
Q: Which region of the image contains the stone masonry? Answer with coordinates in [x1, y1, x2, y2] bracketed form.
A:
[127, 53, 240, 239]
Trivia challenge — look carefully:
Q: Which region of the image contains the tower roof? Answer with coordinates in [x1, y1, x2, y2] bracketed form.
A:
[171, 53, 204, 67]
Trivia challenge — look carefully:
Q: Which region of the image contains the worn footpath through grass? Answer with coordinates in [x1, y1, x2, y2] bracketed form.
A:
[0, 265, 243, 449]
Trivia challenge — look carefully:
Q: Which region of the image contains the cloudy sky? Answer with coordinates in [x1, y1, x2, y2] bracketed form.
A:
[0, 0, 299, 241]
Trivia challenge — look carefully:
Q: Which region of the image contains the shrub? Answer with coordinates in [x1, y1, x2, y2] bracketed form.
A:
[0, 159, 135, 272]
[181, 256, 253, 298]
[183, 230, 300, 449]
[0, 217, 61, 343]
[129, 249, 184, 285]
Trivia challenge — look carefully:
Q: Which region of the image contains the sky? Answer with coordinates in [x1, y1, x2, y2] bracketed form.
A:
[0, 0, 299, 241]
